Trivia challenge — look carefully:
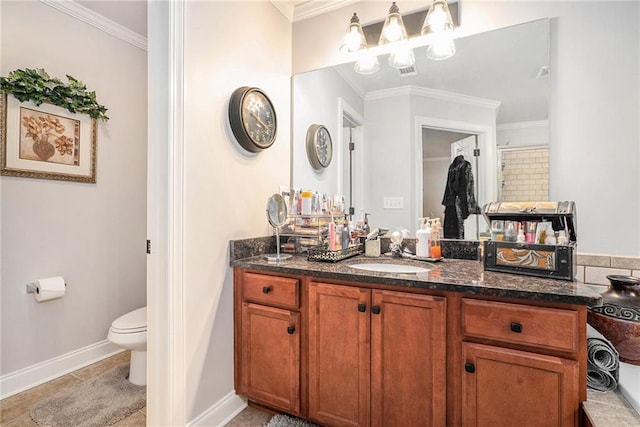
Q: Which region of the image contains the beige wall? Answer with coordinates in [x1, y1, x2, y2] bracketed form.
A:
[182, 1, 292, 421]
[0, 1, 147, 375]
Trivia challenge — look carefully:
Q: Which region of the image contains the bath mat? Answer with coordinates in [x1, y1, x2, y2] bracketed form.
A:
[264, 414, 320, 427]
[30, 363, 145, 426]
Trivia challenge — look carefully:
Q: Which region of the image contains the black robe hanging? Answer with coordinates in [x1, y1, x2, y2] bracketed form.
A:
[442, 155, 480, 239]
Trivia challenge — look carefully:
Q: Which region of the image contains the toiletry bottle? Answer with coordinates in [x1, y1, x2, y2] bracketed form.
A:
[301, 191, 313, 215]
[430, 219, 442, 258]
[516, 228, 526, 243]
[525, 221, 536, 243]
[335, 223, 342, 251]
[505, 221, 517, 242]
[557, 230, 568, 245]
[341, 215, 350, 250]
[328, 214, 336, 251]
[363, 212, 371, 235]
[416, 218, 431, 258]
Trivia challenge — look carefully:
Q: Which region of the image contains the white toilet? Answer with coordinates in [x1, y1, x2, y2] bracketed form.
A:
[108, 306, 147, 386]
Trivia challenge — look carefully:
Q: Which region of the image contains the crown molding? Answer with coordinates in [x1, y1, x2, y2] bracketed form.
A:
[366, 85, 502, 112]
[497, 120, 549, 131]
[294, 0, 359, 22]
[271, 0, 359, 23]
[40, 0, 147, 51]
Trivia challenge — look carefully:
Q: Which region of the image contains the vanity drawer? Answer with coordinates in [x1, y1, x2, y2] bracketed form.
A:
[461, 298, 579, 353]
[242, 272, 300, 309]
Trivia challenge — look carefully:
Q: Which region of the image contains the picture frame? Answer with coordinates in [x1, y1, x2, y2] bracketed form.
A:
[0, 92, 97, 183]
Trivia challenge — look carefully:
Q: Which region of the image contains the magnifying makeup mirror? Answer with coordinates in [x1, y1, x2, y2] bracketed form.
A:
[265, 193, 293, 262]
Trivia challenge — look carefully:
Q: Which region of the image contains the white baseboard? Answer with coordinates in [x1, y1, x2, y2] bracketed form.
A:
[0, 340, 123, 399]
[187, 391, 247, 427]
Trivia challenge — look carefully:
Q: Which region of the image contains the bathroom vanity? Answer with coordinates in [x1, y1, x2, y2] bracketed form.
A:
[232, 253, 601, 426]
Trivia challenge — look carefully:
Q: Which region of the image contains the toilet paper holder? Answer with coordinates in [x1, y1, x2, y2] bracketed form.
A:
[26, 281, 67, 294]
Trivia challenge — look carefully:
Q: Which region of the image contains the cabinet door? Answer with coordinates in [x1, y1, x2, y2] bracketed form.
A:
[462, 342, 578, 427]
[371, 290, 447, 427]
[308, 282, 370, 427]
[241, 302, 300, 414]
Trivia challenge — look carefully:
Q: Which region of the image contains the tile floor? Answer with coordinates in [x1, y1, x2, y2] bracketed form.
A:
[0, 351, 145, 427]
[0, 351, 272, 427]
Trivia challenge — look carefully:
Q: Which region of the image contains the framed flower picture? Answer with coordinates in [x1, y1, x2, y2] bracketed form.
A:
[0, 92, 97, 183]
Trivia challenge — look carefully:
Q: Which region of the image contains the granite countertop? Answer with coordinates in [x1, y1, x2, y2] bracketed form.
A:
[232, 252, 602, 306]
[584, 390, 640, 426]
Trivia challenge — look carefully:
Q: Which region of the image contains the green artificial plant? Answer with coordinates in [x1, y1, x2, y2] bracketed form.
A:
[0, 68, 109, 121]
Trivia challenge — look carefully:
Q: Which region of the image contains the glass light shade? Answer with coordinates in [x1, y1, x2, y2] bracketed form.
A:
[421, 0, 454, 35]
[388, 42, 415, 69]
[379, 2, 409, 45]
[354, 51, 380, 74]
[339, 13, 368, 53]
[426, 37, 456, 60]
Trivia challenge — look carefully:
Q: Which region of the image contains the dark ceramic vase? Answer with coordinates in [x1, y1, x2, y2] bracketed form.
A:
[588, 275, 640, 365]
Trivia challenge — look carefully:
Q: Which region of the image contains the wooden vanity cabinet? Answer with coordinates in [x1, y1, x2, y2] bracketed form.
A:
[459, 298, 584, 427]
[234, 268, 587, 427]
[307, 281, 447, 427]
[235, 271, 302, 415]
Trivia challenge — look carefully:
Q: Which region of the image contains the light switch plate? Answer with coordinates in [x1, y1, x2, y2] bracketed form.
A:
[383, 197, 404, 209]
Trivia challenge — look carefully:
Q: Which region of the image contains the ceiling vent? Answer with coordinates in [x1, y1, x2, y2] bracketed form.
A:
[536, 65, 550, 79]
[398, 65, 418, 77]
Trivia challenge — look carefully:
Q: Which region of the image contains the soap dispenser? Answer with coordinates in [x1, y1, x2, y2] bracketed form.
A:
[416, 218, 431, 258]
[362, 212, 371, 235]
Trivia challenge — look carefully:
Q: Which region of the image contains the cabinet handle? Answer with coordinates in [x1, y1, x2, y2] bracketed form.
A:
[262, 286, 271, 294]
[287, 325, 295, 334]
[371, 306, 381, 315]
[464, 363, 476, 373]
[357, 303, 366, 312]
[510, 322, 523, 333]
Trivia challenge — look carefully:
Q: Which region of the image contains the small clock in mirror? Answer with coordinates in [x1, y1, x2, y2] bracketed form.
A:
[228, 86, 277, 153]
[306, 124, 333, 170]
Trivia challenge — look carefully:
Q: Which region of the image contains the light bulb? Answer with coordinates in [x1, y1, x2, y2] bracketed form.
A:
[379, 2, 409, 45]
[339, 13, 367, 54]
[355, 52, 380, 74]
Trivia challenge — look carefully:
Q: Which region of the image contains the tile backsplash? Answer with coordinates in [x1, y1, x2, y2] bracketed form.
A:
[577, 253, 640, 289]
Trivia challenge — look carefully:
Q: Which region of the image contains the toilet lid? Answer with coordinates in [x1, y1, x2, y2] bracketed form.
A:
[111, 307, 146, 332]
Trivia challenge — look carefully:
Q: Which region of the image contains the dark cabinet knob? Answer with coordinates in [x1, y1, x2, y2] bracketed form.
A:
[371, 306, 381, 315]
[464, 363, 476, 373]
[287, 325, 295, 334]
[262, 286, 271, 294]
[510, 322, 523, 333]
[358, 303, 366, 312]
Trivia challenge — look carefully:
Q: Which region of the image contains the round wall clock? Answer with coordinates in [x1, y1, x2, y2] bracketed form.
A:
[228, 86, 277, 153]
[306, 124, 333, 170]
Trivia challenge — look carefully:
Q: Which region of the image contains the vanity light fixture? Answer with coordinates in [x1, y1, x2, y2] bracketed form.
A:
[379, 2, 410, 45]
[354, 51, 380, 74]
[340, 1, 459, 74]
[421, 0, 456, 60]
[339, 13, 368, 54]
[379, 2, 415, 69]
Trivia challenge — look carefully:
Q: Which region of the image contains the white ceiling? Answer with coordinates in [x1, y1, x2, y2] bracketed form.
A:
[76, 0, 350, 37]
[77, 0, 147, 36]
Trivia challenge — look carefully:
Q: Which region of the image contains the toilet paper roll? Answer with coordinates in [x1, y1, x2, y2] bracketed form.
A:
[34, 276, 66, 302]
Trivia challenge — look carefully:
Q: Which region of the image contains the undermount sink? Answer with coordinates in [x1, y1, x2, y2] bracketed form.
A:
[348, 263, 431, 274]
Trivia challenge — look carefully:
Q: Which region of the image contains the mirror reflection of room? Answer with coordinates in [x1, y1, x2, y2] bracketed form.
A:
[292, 18, 550, 239]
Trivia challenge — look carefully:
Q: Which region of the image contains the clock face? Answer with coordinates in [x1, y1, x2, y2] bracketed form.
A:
[241, 90, 276, 147]
[228, 87, 277, 153]
[315, 126, 332, 168]
[306, 124, 333, 170]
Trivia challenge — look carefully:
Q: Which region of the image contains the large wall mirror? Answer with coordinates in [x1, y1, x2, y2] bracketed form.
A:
[292, 19, 549, 239]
